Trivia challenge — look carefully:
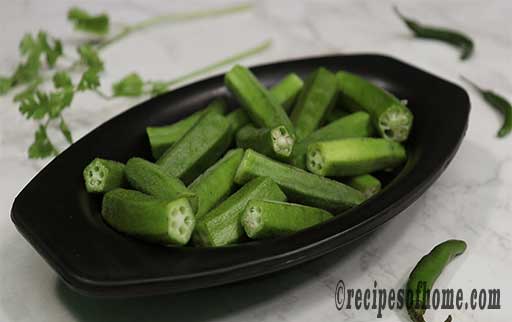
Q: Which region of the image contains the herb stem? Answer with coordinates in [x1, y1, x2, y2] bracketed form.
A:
[156, 39, 272, 90]
[96, 3, 252, 50]
[460, 75, 483, 92]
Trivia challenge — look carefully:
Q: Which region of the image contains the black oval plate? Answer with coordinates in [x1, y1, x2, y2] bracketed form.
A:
[11, 54, 470, 297]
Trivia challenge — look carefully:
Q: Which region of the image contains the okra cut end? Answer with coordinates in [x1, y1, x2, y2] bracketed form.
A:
[166, 198, 196, 245]
[271, 126, 295, 158]
[378, 104, 413, 142]
[83, 158, 124, 193]
[306, 146, 327, 176]
[241, 204, 264, 238]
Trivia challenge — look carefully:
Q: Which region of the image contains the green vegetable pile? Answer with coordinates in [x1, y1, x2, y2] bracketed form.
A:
[0, 4, 270, 158]
[83, 65, 413, 247]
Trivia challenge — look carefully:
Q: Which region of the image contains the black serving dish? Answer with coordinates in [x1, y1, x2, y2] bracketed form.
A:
[11, 54, 470, 297]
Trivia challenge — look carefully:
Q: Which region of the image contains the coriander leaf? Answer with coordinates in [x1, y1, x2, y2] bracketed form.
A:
[19, 91, 49, 120]
[38, 31, 63, 67]
[52, 71, 73, 89]
[77, 44, 104, 70]
[68, 7, 109, 35]
[148, 81, 168, 96]
[77, 67, 101, 91]
[48, 88, 74, 118]
[0, 76, 12, 95]
[19, 34, 40, 56]
[28, 125, 58, 159]
[12, 53, 41, 83]
[59, 118, 73, 143]
[112, 73, 144, 97]
[14, 78, 43, 102]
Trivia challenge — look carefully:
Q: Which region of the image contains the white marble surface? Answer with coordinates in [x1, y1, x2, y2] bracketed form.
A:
[1, 0, 511, 321]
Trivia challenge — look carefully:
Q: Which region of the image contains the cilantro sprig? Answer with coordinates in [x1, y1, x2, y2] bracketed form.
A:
[1, 4, 269, 159]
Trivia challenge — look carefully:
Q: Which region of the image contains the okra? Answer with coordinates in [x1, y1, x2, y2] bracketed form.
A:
[235, 149, 365, 211]
[225, 65, 295, 137]
[290, 67, 338, 140]
[188, 149, 244, 218]
[125, 157, 197, 211]
[346, 174, 381, 198]
[270, 73, 304, 112]
[226, 73, 304, 132]
[194, 177, 286, 247]
[102, 189, 195, 245]
[337, 71, 413, 142]
[241, 200, 333, 239]
[307, 138, 407, 177]
[236, 124, 294, 160]
[290, 111, 375, 169]
[226, 108, 251, 133]
[83, 158, 125, 193]
[146, 99, 227, 159]
[157, 110, 232, 184]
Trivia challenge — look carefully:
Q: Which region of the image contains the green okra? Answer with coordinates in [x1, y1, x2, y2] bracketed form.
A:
[290, 111, 375, 169]
[345, 174, 381, 199]
[157, 110, 232, 184]
[337, 70, 413, 142]
[102, 188, 195, 245]
[125, 157, 197, 212]
[226, 73, 304, 132]
[235, 149, 365, 212]
[270, 73, 304, 113]
[236, 124, 294, 160]
[194, 177, 287, 247]
[307, 138, 407, 177]
[83, 158, 125, 193]
[290, 67, 338, 140]
[226, 108, 251, 133]
[225, 65, 295, 138]
[146, 99, 227, 159]
[406, 240, 467, 322]
[188, 149, 244, 218]
[241, 199, 333, 239]
[394, 7, 474, 61]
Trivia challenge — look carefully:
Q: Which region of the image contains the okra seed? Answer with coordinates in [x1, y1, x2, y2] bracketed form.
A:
[94, 166, 100, 172]
[88, 171, 93, 177]
[179, 206, 186, 214]
[171, 221, 177, 228]
[99, 171, 104, 178]
[179, 227, 185, 235]
[184, 216, 192, 226]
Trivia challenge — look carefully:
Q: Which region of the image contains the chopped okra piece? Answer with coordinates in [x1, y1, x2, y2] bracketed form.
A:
[193, 177, 286, 247]
[345, 174, 382, 199]
[125, 157, 197, 212]
[235, 149, 365, 212]
[102, 189, 195, 245]
[83, 158, 125, 193]
[307, 138, 407, 177]
[236, 125, 294, 160]
[157, 110, 232, 184]
[146, 99, 227, 159]
[188, 149, 244, 218]
[241, 199, 333, 239]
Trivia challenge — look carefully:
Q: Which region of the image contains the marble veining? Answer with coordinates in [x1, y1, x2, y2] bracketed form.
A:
[1, 0, 511, 321]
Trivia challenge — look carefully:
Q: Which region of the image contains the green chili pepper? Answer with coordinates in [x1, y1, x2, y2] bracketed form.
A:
[406, 239, 467, 322]
[461, 76, 512, 137]
[394, 6, 474, 60]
